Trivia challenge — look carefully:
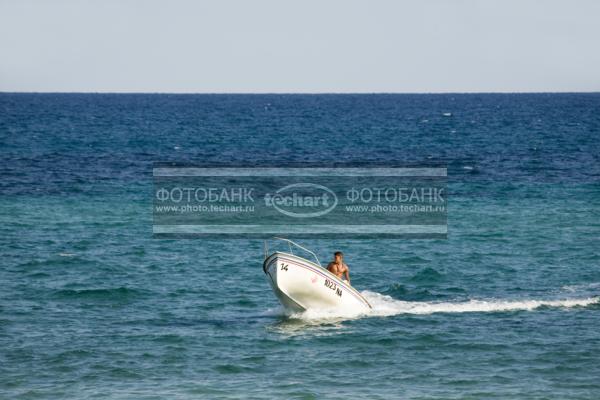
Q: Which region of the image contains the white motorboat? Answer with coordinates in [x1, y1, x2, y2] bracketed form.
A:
[262, 238, 372, 312]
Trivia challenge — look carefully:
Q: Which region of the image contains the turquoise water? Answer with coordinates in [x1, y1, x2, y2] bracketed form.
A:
[1, 93, 600, 399]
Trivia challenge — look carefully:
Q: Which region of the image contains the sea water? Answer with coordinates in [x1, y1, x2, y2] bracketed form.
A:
[1, 93, 599, 399]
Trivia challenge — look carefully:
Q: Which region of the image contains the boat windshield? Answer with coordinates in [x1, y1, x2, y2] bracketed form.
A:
[264, 237, 321, 267]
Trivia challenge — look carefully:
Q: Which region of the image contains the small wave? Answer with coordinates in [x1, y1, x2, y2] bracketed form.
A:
[461, 165, 480, 174]
[383, 283, 435, 301]
[214, 364, 254, 374]
[399, 255, 430, 264]
[260, 307, 286, 316]
[408, 267, 445, 284]
[561, 282, 600, 293]
[52, 287, 146, 300]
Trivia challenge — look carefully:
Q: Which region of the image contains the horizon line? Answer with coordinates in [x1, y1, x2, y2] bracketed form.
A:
[1, 90, 600, 95]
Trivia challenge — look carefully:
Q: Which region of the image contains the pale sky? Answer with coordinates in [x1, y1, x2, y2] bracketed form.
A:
[1, 0, 599, 93]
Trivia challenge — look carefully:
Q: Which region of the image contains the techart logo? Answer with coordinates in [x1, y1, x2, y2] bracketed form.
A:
[264, 183, 338, 218]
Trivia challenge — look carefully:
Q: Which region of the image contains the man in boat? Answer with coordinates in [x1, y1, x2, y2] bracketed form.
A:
[327, 251, 351, 284]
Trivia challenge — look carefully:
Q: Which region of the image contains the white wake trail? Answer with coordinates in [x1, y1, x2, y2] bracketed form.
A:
[286, 291, 599, 321]
[363, 291, 599, 317]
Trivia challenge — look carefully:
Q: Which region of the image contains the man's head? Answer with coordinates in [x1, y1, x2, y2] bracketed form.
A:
[334, 251, 343, 263]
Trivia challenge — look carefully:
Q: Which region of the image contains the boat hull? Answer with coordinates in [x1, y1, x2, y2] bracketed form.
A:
[263, 252, 372, 312]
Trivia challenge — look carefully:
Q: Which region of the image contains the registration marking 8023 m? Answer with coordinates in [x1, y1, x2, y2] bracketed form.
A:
[324, 279, 343, 297]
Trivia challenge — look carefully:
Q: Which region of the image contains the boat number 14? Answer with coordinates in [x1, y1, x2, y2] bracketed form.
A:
[324, 279, 343, 297]
[280, 263, 288, 271]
